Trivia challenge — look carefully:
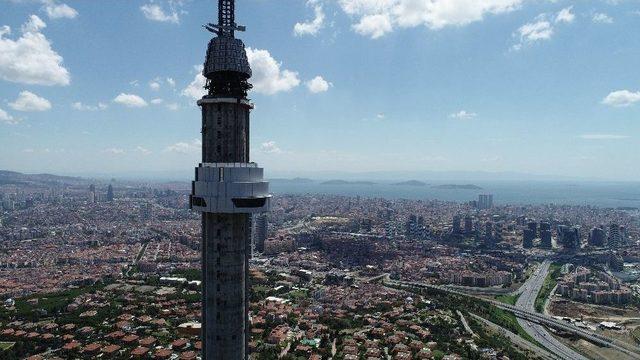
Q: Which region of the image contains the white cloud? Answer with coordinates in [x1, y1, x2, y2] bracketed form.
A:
[140, 2, 180, 24]
[376, 113, 385, 119]
[0, 15, 70, 86]
[246, 48, 300, 95]
[166, 103, 179, 111]
[449, 110, 477, 119]
[306, 76, 332, 93]
[338, 0, 521, 38]
[516, 20, 553, 43]
[512, 7, 574, 50]
[0, 107, 18, 124]
[166, 77, 176, 87]
[149, 80, 161, 91]
[592, 13, 613, 24]
[353, 14, 393, 39]
[72, 102, 107, 111]
[21, 15, 46, 33]
[579, 134, 629, 140]
[44, 1, 78, 19]
[113, 93, 148, 108]
[165, 139, 201, 154]
[182, 65, 206, 101]
[260, 141, 282, 154]
[9, 90, 51, 111]
[602, 90, 640, 107]
[150, 98, 163, 105]
[555, 6, 574, 24]
[134, 146, 152, 155]
[103, 148, 125, 155]
[294, 3, 325, 36]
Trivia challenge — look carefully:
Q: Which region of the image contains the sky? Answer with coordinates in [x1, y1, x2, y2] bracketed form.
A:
[0, 0, 639, 181]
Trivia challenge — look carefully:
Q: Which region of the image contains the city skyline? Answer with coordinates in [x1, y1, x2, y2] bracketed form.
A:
[1, 0, 640, 180]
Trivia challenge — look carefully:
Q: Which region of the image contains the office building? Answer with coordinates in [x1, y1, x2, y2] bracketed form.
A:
[478, 194, 493, 210]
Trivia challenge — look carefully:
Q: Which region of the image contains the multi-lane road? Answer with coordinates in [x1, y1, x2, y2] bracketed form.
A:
[385, 271, 640, 360]
[515, 260, 588, 360]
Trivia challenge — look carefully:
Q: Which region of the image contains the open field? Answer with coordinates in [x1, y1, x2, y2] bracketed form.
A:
[0, 341, 15, 350]
[534, 263, 561, 313]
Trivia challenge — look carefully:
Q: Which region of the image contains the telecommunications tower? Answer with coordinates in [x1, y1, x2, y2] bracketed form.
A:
[190, 1, 270, 358]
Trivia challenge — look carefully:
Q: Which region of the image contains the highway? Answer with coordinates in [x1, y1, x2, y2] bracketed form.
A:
[469, 313, 558, 360]
[515, 260, 588, 360]
[384, 276, 640, 359]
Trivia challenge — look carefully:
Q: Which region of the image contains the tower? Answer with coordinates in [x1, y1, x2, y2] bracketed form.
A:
[478, 194, 493, 209]
[452, 215, 461, 234]
[464, 215, 473, 234]
[253, 214, 268, 253]
[609, 224, 622, 249]
[88, 184, 96, 203]
[106, 184, 114, 202]
[588, 226, 606, 247]
[523, 228, 534, 249]
[190, 2, 270, 359]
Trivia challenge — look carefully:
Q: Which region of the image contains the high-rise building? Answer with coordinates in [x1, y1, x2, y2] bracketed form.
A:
[484, 221, 495, 248]
[106, 184, 114, 202]
[478, 194, 493, 209]
[452, 215, 461, 234]
[588, 227, 606, 247]
[608, 224, 623, 249]
[539, 222, 552, 249]
[527, 221, 537, 238]
[558, 225, 580, 251]
[406, 214, 418, 237]
[253, 214, 268, 253]
[464, 215, 473, 234]
[188, 2, 271, 358]
[523, 228, 535, 248]
[88, 184, 96, 203]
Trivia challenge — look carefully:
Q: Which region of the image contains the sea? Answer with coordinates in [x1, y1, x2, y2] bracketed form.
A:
[269, 180, 640, 209]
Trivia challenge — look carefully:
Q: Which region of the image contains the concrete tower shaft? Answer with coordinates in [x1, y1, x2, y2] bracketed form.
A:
[201, 99, 250, 163]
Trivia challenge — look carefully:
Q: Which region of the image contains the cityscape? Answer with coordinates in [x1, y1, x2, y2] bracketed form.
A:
[1, 0, 640, 360]
[0, 173, 638, 359]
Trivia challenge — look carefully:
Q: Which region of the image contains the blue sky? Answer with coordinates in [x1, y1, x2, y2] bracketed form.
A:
[0, 0, 639, 180]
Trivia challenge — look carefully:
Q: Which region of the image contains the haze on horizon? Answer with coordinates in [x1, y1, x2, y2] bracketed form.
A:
[1, 1, 639, 181]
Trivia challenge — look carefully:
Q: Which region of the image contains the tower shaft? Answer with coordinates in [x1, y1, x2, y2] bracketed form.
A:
[191, 2, 270, 359]
[200, 100, 251, 359]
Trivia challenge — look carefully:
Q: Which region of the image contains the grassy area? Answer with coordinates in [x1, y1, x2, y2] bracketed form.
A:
[485, 306, 538, 345]
[8, 281, 108, 322]
[468, 317, 531, 360]
[171, 267, 201, 281]
[632, 327, 640, 344]
[534, 263, 561, 313]
[386, 282, 540, 348]
[495, 293, 520, 305]
[0, 342, 15, 351]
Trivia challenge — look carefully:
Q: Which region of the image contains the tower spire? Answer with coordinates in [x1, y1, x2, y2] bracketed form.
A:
[204, 0, 246, 38]
[202, 0, 251, 97]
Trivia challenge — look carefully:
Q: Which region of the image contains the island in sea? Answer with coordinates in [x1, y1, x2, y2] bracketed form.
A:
[269, 177, 314, 184]
[392, 180, 427, 186]
[432, 184, 483, 190]
[321, 180, 376, 186]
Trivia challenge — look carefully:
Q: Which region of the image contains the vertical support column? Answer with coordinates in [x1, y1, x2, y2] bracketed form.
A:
[202, 213, 249, 359]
